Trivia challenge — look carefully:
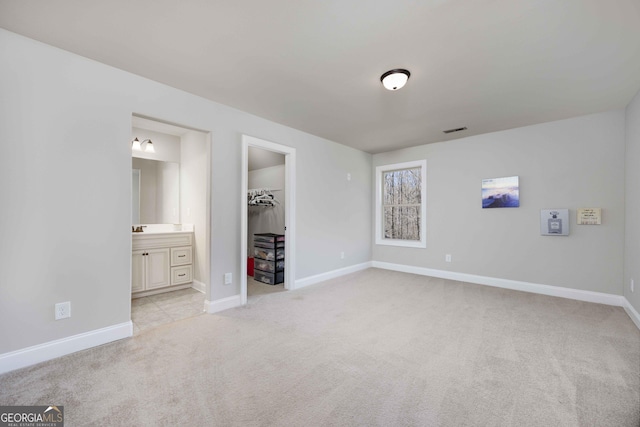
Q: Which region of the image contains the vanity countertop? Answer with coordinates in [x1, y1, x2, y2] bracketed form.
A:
[132, 227, 194, 251]
[132, 230, 193, 236]
[132, 224, 195, 236]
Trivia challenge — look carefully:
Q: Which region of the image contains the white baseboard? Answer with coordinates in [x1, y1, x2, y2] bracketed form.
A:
[206, 294, 242, 314]
[295, 261, 373, 290]
[192, 280, 206, 294]
[622, 299, 640, 329]
[0, 321, 132, 375]
[208, 262, 372, 312]
[372, 261, 627, 307]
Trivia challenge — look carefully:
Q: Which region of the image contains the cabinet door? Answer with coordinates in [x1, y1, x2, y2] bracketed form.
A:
[131, 250, 146, 293]
[146, 248, 171, 290]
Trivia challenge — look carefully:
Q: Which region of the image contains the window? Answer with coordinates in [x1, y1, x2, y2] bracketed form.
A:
[375, 160, 426, 248]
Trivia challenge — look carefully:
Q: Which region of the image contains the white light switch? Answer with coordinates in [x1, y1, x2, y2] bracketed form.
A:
[224, 273, 232, 285]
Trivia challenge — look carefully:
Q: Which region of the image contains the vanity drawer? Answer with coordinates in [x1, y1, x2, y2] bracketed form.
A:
[171, 246, 193, 266]
[171, 265, 193, 285]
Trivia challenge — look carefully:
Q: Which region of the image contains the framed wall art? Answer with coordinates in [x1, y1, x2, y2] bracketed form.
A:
[540, 209, 569, 236]
[577, 208, 601, 225]
[482, 176, 519, 208]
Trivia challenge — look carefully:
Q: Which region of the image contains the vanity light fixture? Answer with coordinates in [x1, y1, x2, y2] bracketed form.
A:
[380, 69, 411, 91]
[131, 138, 155, 153]
[131, 138, 142, 151]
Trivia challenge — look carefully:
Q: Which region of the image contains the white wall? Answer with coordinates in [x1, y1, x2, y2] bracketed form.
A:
[624, 89, 640, 313]
[248, 164, 286, 257]
[0, 28, 372, 356]
[297, 141, 372, 276]
[180, 130, 210, 287]
[373, 111, 626, 295]
[131, 127, 181, 162]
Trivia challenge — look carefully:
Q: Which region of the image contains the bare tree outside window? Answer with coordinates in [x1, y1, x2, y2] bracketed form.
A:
[375, 160, 426, 248]
[382, 167, 421, 241]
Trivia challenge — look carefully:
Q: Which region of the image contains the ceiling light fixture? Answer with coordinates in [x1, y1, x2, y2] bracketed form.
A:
[380, 69, 411, 91]
[131, 138, 155, 153]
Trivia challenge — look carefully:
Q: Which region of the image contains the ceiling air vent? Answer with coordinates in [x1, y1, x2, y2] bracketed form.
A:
[443, 126, 467, 134]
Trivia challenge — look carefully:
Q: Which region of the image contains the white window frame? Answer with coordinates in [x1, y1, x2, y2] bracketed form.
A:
[375, 160, 427, 248]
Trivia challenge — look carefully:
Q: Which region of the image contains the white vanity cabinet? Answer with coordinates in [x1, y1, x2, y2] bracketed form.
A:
[132, 248, 171, 292]
[132, 232, 194, 297]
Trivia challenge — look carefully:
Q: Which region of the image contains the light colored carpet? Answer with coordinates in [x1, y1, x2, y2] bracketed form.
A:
[1, 269, 639, 426]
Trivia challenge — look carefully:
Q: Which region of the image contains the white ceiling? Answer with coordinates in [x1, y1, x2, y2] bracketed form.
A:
[248, 147, 285, 172]
[1, 0, 639, 154]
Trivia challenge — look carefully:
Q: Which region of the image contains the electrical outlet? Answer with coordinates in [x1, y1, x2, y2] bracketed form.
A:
[347, 173, 351, 181]
[445, 254, 452, 263]
[224, 273, 232, 285]
[340, 252, 345, 259]
[55, 301, 71, 320]
[631, 279, 635, 293]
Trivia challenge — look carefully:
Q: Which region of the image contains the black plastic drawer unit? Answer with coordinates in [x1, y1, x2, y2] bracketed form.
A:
[254, 233, 285, 244]
[255, 270, 285, 285]
[254, 233, 285, 284]
[254, 258, 285, 273]
[253, 246, 284, 261]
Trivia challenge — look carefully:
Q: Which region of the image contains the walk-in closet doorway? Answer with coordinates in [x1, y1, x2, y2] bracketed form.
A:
[241, 135, 296, 305]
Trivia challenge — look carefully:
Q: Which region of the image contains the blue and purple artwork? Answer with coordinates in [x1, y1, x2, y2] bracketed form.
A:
[482, 176, 519, 208]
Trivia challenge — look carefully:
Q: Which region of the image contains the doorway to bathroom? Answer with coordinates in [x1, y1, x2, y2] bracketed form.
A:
[241, 135, 296, 305]
[130, 115, 211, 334]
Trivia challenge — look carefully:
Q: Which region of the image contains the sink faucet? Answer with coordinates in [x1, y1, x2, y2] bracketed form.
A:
[133, 226, 146, 232]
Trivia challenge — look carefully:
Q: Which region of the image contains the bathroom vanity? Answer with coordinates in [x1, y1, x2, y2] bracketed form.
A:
[131, 226, 194, 297]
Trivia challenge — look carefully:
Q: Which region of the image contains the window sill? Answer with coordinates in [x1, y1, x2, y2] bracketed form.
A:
[375, 238, 426, 248]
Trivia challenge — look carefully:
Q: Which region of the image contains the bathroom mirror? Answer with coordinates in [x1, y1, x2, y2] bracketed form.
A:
[132, 158, 179, 224]
[132, 169, 141, 224]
